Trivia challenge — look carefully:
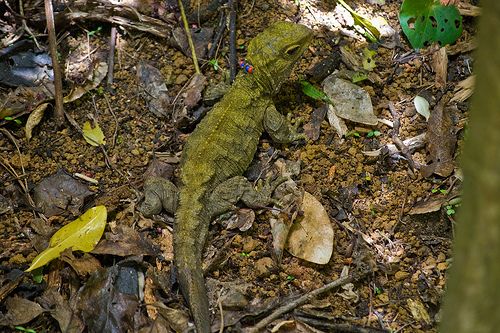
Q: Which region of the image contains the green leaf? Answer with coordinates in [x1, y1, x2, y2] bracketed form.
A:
[83, 121, 106, 146]
[25, 206, 107, 272]
[362, 48, 377, 71]
[300, 80, 331, 104]
[346, 130, 361, 138]
[352, 72, 368, 83]
[337, 0, 380, 42]
[367, 130, 381, 138]
[399, 0, 463, 49]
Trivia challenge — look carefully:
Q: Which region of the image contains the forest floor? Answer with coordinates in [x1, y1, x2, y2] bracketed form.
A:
[0, 0, 477, 332]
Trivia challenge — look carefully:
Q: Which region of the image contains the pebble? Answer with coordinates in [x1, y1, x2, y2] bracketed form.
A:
[395, 270, 410, 281]
[175, 74, 189, 85]
[242, 237, 259, 253]
[221, 289, 249, 310]
[255, 257, 274, 277]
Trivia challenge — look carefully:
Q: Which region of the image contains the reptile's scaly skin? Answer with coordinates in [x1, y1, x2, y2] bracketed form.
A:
[143, 22, 312, 332]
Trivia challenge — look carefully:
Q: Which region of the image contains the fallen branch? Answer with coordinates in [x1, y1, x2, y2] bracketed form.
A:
[228, 0, 238, 82]
[246, 269, 372, 332]
[44, 0, 65, 125]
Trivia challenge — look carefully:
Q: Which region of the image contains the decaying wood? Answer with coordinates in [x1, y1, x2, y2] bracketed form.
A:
[30, 0, 175, 38]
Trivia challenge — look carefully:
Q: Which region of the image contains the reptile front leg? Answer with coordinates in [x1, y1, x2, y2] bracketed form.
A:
[263, 104, 305, 143]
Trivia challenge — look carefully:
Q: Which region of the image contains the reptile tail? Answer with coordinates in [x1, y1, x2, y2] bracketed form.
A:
[175, 191, 211, 333]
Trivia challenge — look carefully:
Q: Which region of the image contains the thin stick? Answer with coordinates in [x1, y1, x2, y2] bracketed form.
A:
[44, 0, 65, 126]
[107, 26, 117, 86]
[177, 0, 201, 74]
[207, 11, 226, 60]
[388, 102, 415, 172]
[228, 0, 237, 82]
[248, 269, 371, 332]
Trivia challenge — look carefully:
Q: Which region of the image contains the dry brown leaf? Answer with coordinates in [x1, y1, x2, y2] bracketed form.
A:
[450, 75, 475, 103]
[421, 99, 457, 177]
[432, 46, 448, 89]
[286, 192, 334, 264]
[25, 102, 49, 140]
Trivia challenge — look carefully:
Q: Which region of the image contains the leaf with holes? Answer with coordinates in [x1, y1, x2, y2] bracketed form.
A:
[399, 0, 462, 49]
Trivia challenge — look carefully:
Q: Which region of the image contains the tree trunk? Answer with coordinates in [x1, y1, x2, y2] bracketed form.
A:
[440, 1, 500, 332]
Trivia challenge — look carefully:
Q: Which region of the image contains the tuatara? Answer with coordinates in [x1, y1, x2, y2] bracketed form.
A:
[141, 21, 312, 332]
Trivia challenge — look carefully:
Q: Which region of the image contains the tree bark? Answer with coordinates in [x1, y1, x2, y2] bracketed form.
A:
[440, 1, 500, 332]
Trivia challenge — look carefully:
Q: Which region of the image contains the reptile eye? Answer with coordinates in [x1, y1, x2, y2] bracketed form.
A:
[285, 45, 301, 56]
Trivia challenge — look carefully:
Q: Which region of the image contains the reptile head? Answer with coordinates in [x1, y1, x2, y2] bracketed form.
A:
[246, 21, 312, 93]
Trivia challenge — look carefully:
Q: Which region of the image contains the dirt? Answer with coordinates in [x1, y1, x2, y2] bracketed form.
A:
[0, 0, 475, 332]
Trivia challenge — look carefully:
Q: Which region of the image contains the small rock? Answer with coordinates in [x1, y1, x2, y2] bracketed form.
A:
[395, 270, 410, 281]
[437, 262, 448, 271]
[221, 289, 248, 310]
[173, 56, 186, 68]
[242, 237, 259, 253]
[175, 74, 189, 85]
[237, 38, 245, 46]
[255, 257, 274, 277]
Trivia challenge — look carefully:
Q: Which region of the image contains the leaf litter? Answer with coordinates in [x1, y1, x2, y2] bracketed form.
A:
[0, 0, 473, 331]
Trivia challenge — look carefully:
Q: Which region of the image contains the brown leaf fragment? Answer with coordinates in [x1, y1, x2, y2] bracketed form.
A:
[37, 288, 84, 333]
[303, 104, 327, 141]
[226, 208, 255, 232]
[60, 250, 102, 277]
[143, 158, 175, 180]
[92, 225, 157, 256]
[0, 296, 45, 326]
[137, 61, 171, 118]
[77, 264, 145, 333]
[409, 197, 446, 215]
[182, 73, 207, 109]
[171, 27, 214, 59]
[155, 303, 191, 332]
[32, 169, 93, 217]
[432, 46, 448, 89]
[422, 100, 457, 177]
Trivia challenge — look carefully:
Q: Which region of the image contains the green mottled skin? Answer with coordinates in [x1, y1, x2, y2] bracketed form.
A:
[141, 22, 311, 332]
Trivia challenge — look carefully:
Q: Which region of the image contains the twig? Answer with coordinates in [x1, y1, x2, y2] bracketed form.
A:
[177, 0, 201, 74]
[18, 0, 42, 50]
[107, 26, 117, 86]
[0, 128, 36, 208]
[44, 0, 65, 126]
[103, 94, 119, 148]
[247, 269, 372, 332]
[207, 10, 226, 60]
[387, 102, 415, 172]
[218, 288, 225, 333]
[228, 0, 237, 82]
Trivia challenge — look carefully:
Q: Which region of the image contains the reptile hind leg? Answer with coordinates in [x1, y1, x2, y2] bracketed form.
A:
[140, 177, 179, 216]
[208, 176, 285, 217]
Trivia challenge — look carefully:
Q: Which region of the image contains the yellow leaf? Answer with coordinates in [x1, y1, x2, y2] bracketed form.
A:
[362, 48, 377, 71]
[25, 206, 107, 272]
[83, 121, 105, 146]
